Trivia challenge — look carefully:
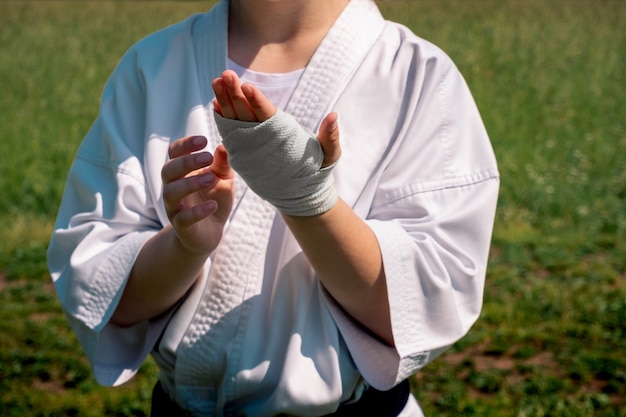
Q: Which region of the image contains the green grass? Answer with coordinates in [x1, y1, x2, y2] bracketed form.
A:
[1, 1, 625, 416]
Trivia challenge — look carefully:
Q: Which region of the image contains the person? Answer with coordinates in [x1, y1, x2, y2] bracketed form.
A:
[47, 0, 499, 415]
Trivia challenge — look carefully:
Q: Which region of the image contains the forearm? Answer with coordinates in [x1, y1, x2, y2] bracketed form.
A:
[110, 225, 209, 327]
[210, 72, 393, 340]
[282, 198, 393, 346]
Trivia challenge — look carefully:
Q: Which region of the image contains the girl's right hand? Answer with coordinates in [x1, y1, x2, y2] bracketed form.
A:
[161, 135, 235, 255]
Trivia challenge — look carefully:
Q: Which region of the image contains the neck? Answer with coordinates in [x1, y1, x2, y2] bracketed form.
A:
[228, 0, 349, 72]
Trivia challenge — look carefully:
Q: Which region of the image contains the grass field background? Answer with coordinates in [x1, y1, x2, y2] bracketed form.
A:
[1, 1, 625, 416]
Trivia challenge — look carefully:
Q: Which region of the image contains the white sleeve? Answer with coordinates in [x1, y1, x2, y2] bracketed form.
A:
[325, 175, 498, 390]
[47, 48, 167, 386]
[325, 46, 499, 390]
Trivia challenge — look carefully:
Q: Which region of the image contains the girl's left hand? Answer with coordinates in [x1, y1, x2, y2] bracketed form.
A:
[212, 70, 341, 167]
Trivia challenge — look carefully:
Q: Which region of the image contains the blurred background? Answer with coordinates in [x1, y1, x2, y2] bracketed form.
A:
[1, 1, 624, 416]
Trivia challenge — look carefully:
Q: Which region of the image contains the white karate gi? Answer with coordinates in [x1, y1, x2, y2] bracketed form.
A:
[47, 0, 499, 416]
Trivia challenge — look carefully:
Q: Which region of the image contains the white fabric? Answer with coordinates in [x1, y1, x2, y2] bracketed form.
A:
[227, 58, 304, 110]
[47, 0, 499, 416]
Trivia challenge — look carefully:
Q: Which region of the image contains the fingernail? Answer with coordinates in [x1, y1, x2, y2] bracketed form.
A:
[192, 136, 206, 146]
[242, 83, 253, 98]
[204, 200, 218, 213]
[196, 152, 213, 164]
[200, 173, 215, 186]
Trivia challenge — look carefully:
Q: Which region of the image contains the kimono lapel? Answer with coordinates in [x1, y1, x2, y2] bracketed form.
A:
[174, 1, 386, 413]
[194, 0, 387, 139]
[286, 0, 385, 132]
[176, 3, 277, 413]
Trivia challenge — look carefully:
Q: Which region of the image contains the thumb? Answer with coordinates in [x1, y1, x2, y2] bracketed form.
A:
[318, 112, 341, 168]
[211, 144, 234, 178]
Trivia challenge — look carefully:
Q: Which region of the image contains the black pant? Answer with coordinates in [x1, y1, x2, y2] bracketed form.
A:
[321, 380, 411, 417]
[151, 381, 192, 417]
[151, 379, 411, 417]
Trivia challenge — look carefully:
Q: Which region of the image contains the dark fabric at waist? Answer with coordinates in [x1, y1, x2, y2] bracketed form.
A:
[151, 381, 192, 417]
[322, 379, 411, 417]
[150, 379, 411, 417]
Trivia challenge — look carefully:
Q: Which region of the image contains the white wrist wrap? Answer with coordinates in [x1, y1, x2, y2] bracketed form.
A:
[214, 109, 338, 216]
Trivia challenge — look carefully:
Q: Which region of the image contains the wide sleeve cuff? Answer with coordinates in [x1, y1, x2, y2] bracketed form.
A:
[322, 180, 497, 390]
[322, 218, 444, 390]
[56, 230, 170, 386]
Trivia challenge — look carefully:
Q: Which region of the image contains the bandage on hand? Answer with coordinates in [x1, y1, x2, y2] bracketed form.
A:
[214, 109, 338, 216]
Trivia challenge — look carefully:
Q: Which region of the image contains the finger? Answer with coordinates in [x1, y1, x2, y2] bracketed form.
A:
[221, 70, 258, 121]
[212, 78, 236, 119]
[162, 170, 215, 213]
[162, 151, 213, 185]
[168, 135, 208, 159]
[210, 144, 234, 179]
[212, 98, 223, 117]
[241, 83, 276, 122]
[318, 112, 341, 168]
[171, 200, 218, 230]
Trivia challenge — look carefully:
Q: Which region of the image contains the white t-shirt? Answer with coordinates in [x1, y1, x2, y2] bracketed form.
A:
[228, 58, 304, 111]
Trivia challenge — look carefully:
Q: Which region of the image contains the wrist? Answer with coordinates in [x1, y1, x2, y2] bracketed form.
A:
[214, 109, 338, 216]
[165, 225, 215, 261]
